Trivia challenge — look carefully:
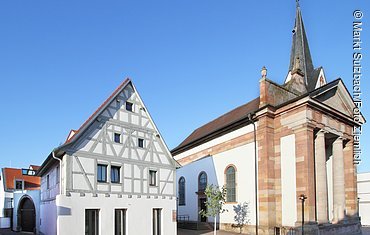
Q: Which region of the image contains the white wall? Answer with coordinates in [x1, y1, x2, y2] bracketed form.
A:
[13, 190, 40, 233]
[0, 170, 12, 229]
[176, 142, 257, 225]
[41, 164, 60, 202]
[40, 199, 57, 235]
[176, 156, 218, 222]
[0, 170, 4, 218]
[281, 134, 297, 227]
[358, 172, 370, 225]
[55, 193, 176, 235]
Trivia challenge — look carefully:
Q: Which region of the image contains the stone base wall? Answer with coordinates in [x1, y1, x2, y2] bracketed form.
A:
[220, 221, 362, 235]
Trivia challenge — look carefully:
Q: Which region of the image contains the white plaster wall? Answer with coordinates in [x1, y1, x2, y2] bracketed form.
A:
[213, 143, 257, 225]
[40, 199, 57, 235]
[0, 170, 12, 228]
[13, 190, 40, 233]
[176, 156, 218, 222]
[281, 134, 297, 227]
[56, 193, 177, 235]
[327, 154, 334, 222]
[41, 165, 60, 202]
[177, 142, 257, 225]
[0, 170, 5, 218]
[358, 172, 370, 225]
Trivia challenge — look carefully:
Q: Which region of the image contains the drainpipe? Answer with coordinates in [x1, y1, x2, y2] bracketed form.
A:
[248, 113, 258, 235]
[52, 151, 63, 195]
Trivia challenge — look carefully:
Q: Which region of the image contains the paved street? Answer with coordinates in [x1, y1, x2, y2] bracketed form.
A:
[1, 227, 369, 234]
[0, 229, 30, 235]
[178, 229, 239, 235]
[363, 226, 370, 235]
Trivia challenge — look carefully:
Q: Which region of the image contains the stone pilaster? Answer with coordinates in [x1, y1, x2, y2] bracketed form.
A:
[343, 140, 358, 217]
[314, 130, 328, 223]
[294, 124, 316, 223]
[333, 137, 346, 222]
[257, 113, 276, 231]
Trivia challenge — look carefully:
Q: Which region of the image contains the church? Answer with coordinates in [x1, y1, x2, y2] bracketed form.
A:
[173, 2, 364, 235]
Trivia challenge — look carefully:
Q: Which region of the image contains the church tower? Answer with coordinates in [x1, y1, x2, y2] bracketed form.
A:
[173, 2, 364, 235]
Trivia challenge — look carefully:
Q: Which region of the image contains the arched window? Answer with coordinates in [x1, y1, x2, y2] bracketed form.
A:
[198, 172, 207, 192]
[179, 177, 186, 206]
[225, 166, 236, 202]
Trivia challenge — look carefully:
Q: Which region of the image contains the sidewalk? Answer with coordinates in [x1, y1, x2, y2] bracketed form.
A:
[0, 229, 30, 235]
[178, 229, 239, 235]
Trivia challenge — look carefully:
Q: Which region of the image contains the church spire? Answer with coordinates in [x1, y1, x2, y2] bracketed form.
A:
[286, 1, 315, 93]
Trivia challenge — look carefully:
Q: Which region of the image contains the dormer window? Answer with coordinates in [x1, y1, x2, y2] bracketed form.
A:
[15, 180, 23, 190]
[126, 102, 133, 112]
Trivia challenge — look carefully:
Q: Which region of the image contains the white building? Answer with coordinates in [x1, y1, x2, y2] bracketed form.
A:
[0, 166, 40, 231]
[358, 172, 370, 226]
[37, 78, 178, 235]
[13, 190, 41, 233]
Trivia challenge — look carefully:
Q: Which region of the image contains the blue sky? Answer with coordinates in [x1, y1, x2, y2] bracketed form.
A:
[0, 1, 369, 172]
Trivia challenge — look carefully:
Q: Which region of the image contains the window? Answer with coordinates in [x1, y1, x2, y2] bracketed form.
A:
[115, 209, 126, 235]
[15, 180, 23, 190]
[225, 166, 236, 202]
[111, 166, 121, 184]
[149, 170, 157, 186]
[56, 165, 60, 183]
[85, 209, 99, 235]
[138, 138, 144, 148]
[125, 102, 133, 112]
[153, 209, 162, 235]
[46, 175, 50, 189]
[178, 177, 185, 206]
[198, 172, 207, 192]
[114, 133, 121, 143]
[97, 164, 107, 182]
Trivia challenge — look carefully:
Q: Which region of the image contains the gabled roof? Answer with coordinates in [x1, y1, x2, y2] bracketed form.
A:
[171, 97, 260, 155]
[66, 78, 130, 144]
[2, 167, 40, 191]
[38, 78, 131, 176]
[38, 78, 179, 176]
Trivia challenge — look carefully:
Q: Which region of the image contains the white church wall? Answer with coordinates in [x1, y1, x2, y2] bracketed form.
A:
[327, 151, 334, 222]
[358, 172, 370, 226]
[176, 142, 257, 225]
[176, 156, 218, 222]
[213, 142, 257, 225]
[281, 134, 297, 227]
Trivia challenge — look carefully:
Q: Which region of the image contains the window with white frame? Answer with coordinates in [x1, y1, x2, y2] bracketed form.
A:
[111, 166, 121, 184]
[149, 170, 157, 186]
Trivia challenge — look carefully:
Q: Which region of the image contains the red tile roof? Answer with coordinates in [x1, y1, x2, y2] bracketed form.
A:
[172, 97, 260, 154]
[3, 168, 41, 191]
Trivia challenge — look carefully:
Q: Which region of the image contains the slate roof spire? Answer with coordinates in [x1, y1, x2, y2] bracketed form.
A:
[286, 0, 315, 93]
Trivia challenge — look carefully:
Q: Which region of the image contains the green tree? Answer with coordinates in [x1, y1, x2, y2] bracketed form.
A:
[199, 184, 227, 235]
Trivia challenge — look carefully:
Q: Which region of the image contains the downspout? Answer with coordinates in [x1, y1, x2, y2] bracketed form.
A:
[52, 151, 63, 195]
[248, 113, 258, 235]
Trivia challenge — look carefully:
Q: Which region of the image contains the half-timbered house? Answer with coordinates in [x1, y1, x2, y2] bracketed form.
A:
[37, 79, 178, 235]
